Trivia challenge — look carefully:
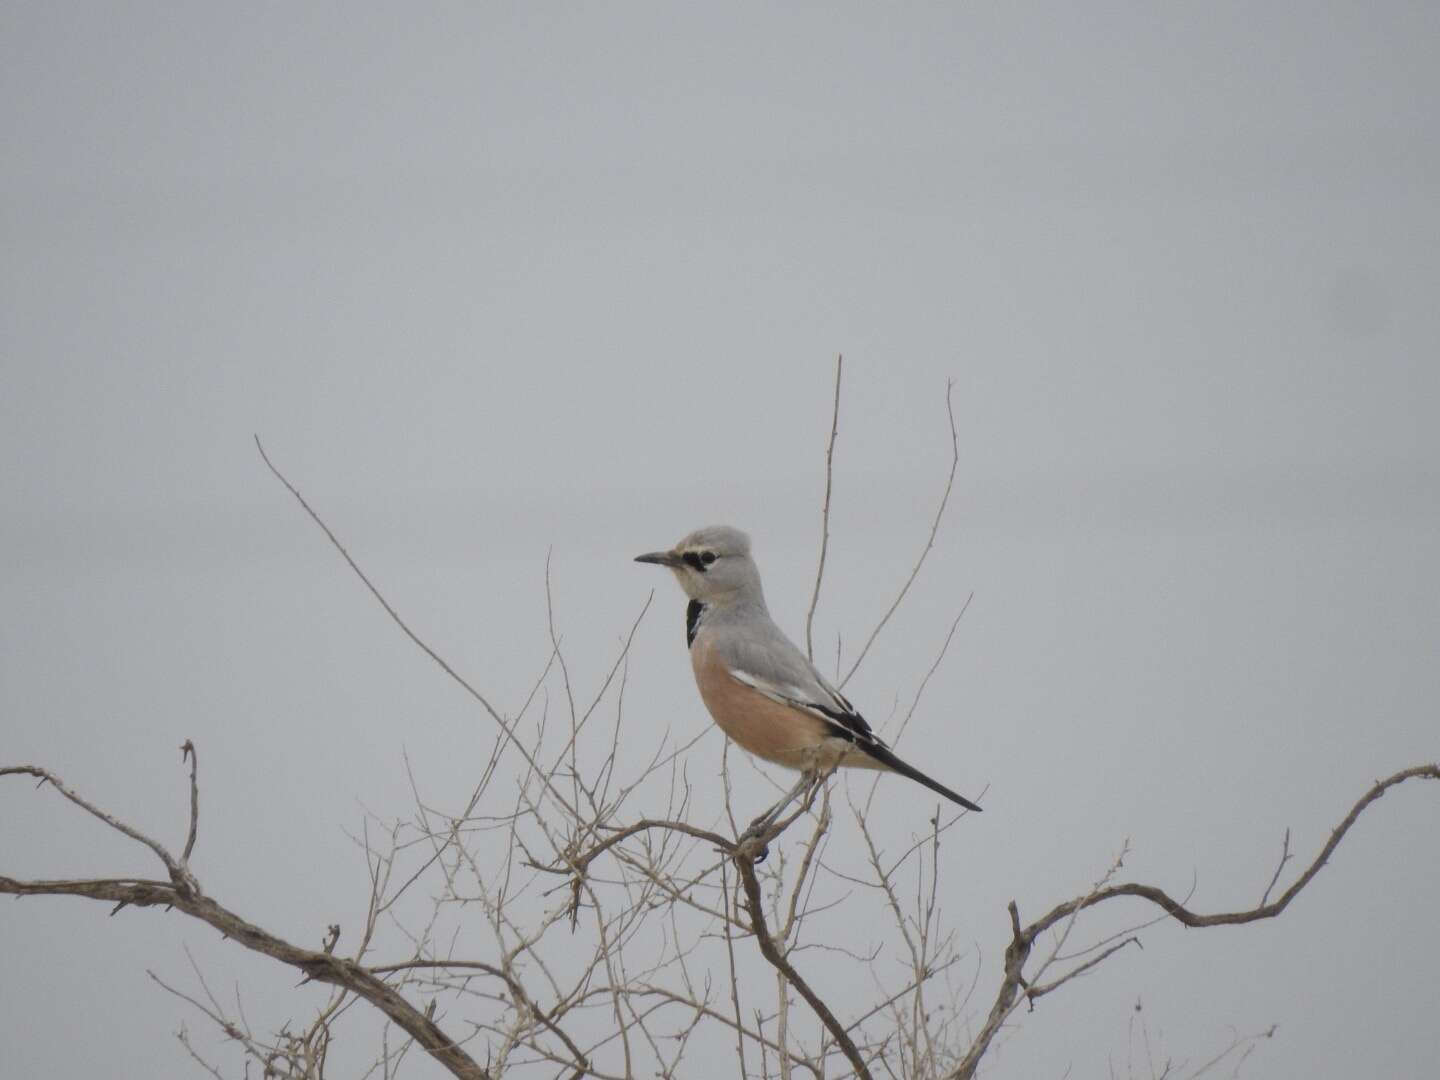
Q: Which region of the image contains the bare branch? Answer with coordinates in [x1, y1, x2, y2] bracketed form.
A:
[180, 741, 199, 865]
[1183, 1023, 1277, 1079]
[254, 437, 578, 820]
[570, 818, 734, 875]
[1025, 936, 1141, 1005]
[174, 1028, 228, 1080]
[948, 764, 1440, 1080]
[806, 354, 843, 662]
[735, 850, 872, 1080]
[721, 861, 750, 1079]
[1, 764, 194, 894]
[1259, 828, 1291, 907]
[841, 381, 961, 688]
[7, 397, 1429, 1080]
[1, 764, 491, 1080]
[1029, 764, 1438, 934]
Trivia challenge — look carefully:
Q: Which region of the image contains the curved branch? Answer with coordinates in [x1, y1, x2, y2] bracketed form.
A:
[949, 763, 1440, 1080]
[180, 740, 199, 864]
[1, 876, 490, 1080]
[568, 818, 735, 875]
[1027, 763, 1439, 936]
[564, 789, 870, 1075]
[2, 765, 191, 889]
[735, 852, 872, 1080]
[1, 762, 490, 1080]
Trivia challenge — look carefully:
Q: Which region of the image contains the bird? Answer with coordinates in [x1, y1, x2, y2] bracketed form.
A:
[635, 525, 982, 830]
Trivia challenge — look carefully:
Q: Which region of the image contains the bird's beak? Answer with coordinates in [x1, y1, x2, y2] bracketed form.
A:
[635, 549, 684, 568]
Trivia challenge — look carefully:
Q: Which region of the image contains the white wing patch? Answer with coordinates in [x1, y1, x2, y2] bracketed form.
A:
[728, 667, 884, 749]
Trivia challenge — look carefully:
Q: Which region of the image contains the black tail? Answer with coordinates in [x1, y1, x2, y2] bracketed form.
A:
[864, 743, 983, 812]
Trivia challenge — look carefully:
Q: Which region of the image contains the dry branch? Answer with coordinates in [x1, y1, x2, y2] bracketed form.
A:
[1, 762, 490, 1080]
[805, 353, 843, 662]
[4, 412, 1433, 1080]
[947, 763, 1440, 1080]
[840, 380, 961, 689]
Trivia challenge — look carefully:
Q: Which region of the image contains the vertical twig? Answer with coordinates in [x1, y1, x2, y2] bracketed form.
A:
[805, 354, 844, 662]
[721, 860, 750, 1079]
[1260, 828, 1292, 907]
[180, 740, 199, 864]
[735, 851, 872, 1080]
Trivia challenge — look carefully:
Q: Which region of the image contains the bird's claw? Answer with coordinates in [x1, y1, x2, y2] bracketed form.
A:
[737, 821, 773, 863]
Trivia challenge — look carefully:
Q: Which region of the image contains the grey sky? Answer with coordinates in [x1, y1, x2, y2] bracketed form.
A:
[3, 4, 1437, 1078]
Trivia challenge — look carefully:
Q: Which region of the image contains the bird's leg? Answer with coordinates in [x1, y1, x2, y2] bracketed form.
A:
[745, 768, 818, 840]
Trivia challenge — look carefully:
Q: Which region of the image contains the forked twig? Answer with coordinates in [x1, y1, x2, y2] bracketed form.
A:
[948, 764, 1440, 1079]
[1260, 828, 1292, 907]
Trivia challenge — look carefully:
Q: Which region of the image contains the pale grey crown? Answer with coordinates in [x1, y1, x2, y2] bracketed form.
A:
[676, 525, 752, 558]
[635, 524, 766, 607]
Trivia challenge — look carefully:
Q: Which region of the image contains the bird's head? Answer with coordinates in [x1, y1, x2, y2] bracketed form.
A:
[634, 525, 764, 606]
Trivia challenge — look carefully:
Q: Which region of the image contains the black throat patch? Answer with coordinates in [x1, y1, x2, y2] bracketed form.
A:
[685, 600, 706, 647]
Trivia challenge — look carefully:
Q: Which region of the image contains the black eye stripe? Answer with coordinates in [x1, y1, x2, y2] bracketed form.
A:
[682, 551, 719, 572]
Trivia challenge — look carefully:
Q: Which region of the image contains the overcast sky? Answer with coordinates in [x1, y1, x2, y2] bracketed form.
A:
[3, 4, 1437, 1078]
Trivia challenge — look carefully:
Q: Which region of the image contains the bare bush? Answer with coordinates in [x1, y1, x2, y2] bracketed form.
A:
[4, 365, 1435, 1079]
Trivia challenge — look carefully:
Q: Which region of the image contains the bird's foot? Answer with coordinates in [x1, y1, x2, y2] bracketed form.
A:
[737, 808, 785, 862]
[735, 822, 771, 864]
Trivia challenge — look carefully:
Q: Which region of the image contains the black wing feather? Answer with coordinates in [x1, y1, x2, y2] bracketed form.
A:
[781, 693, 983, 813]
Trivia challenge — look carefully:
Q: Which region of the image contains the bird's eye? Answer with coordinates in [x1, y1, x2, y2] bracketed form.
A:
[700, 551, 717, 566]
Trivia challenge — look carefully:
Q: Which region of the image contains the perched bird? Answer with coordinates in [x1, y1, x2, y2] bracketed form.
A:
[635, 525, 982, 825]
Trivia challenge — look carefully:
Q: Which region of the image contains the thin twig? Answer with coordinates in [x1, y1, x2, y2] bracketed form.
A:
[806, 354, 843, 662]
[735, 851, 872, 1080]
[721, 861, 749, 1079]
[254, 437, 577, 819]
[863, 591, 975, 818]
[841, 380, 961, 688]
[1183, 1023, 1277, 1079]
[180, 740, 199, 864]
[1259, 828, 1292, 907]
[174, 1028, 227, 1080]
[0, 765, 190, 890]
[1026, 936, 1141, 1005]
